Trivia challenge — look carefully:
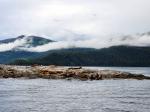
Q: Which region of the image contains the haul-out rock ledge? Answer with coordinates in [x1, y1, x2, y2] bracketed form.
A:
[0, 65, 150, 80]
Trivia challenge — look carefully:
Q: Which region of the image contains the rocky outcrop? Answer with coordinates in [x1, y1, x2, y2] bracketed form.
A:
[0, 65, 150, 80]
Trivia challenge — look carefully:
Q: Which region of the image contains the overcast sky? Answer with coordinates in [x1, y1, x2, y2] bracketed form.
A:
[0, 0, 150, 40]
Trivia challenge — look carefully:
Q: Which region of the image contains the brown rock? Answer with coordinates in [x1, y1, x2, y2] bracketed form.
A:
[0, 65, 149, 80]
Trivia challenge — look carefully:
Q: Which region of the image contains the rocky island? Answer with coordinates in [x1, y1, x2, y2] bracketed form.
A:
[0, 65, 150, 80]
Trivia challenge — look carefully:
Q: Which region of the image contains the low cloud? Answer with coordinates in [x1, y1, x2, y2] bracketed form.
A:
[0, 33, 150, 52]
[21, 33, 150, 52]
[0, 38, 27, 52]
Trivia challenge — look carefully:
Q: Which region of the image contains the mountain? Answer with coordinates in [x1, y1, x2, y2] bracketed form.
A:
[0, 35, 54, 47]
[22, 35, 54, 47]
[0, 51, 41, 64]
[0, 35, 25, 43]
[11, 46, 150, 67]
[1, 34, 150, 66]
[0, 35, 54, 63]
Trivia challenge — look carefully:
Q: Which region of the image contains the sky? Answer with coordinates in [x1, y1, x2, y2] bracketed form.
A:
[0, 0, 150, 52]
[0, 0, 150, 41]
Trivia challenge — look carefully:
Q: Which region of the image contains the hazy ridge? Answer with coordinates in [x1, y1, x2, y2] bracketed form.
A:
[1, 33, 150, 66]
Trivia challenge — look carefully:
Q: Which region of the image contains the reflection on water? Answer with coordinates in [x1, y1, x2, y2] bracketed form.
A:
[0, 67, 150, 112]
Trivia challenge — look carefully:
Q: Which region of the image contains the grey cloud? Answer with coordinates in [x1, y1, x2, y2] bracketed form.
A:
[0, 0, 150, 41]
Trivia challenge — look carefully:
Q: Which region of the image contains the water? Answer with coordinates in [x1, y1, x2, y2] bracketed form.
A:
[0, 67, 150, 112]
[85, 67, 150, 77]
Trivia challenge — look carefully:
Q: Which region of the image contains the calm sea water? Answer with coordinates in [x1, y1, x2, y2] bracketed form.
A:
[0, 67, 150, 112]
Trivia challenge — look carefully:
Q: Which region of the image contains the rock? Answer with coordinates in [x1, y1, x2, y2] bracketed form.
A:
[49, 65, 57, 68]
[31, 64, 39, 67]
[0, 65, 150, 80]
[68, 67, 82, 70]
